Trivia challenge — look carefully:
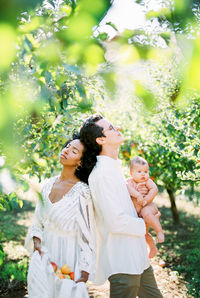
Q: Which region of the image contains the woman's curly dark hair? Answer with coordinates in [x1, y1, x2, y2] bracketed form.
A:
[63, 131, 97, 184]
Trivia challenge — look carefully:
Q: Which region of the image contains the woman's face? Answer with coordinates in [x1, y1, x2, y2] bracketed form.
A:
[60, 139, 84, 167]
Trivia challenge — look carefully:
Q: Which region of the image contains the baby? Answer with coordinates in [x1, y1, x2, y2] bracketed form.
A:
[126, 156, 164, 258]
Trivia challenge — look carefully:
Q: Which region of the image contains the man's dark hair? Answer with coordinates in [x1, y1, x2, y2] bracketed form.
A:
[80, 114, 104, 154]
[79, 114, 104, 176]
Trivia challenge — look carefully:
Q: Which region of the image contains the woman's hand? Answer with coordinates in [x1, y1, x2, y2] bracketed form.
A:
[33, 236, 43, 256]
[75, 271, 89, 283]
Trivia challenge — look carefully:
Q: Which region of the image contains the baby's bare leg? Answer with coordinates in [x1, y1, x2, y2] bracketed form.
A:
[141, 203, 164, 243]
[145, 232, 158, 258]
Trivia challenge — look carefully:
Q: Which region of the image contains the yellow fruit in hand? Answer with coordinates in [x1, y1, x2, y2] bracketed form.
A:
[61, 264, 71, 275]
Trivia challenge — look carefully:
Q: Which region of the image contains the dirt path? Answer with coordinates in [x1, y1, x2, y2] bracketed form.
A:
[0, 255, 188, 298]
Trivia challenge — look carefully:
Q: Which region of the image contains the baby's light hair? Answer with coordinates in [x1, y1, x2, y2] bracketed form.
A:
[130, 156, 148, 170]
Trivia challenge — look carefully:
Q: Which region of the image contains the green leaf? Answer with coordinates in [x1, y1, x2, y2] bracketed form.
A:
[135, 81, 156, 110]
[37, 191, 44, 205]
[97, 32, 108, 41]
[146, 8, 171, 20]
[45, 71, 52, 84]
[0, 203, 5, 211]
[106, 21, 119, 32]
[76, 83, 86, 99]
[24, 36, 34, 51]
[20, 180, 29, 192]
[63, 64, 81, 75]
[0, 248, 5, 266]
[160, 32, 171, 46]
[18, 199, 23, 208]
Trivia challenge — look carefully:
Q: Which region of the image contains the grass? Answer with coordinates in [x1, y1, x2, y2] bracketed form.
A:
[0, 199, 34, 295]
[0, 199, 34, 242]
[154, 195, 200, 298]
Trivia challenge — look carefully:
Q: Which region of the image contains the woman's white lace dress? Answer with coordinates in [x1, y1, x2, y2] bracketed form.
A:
[25, 176, 96, 298]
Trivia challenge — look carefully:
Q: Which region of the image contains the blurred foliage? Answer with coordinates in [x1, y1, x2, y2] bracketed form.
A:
[1, 0, 200, 185]
[0, 0, 110, 180]
[0, 192, 23, 212]
[0, 198, 35, 291]
[0, 0, 42, 26]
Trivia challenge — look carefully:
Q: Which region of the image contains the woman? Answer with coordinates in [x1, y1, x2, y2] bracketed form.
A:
[25, 135, 96, 298]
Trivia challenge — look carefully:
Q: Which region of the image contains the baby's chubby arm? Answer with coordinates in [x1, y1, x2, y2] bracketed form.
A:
[126, 179, 146, 206]
[143, 179, 158, 204]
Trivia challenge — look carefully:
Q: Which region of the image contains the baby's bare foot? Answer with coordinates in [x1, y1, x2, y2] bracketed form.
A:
[157, 231, 164, 243]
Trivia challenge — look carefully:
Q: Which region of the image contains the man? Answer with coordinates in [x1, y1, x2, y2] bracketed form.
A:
[80, 114, 162, 297]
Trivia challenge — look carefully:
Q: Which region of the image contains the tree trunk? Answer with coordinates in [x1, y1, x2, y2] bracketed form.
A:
[166, 189, 179, 224]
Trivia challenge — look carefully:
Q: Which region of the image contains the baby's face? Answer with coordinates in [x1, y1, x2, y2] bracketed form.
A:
[130, 163, 149, 183]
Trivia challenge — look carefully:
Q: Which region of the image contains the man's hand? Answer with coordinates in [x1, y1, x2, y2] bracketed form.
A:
[136, 193, 146, 206]
[136, 182, 148, 196]
[75, 271, 89, 283]
[33, 236, 43, 256]
[142, 199, 147, 207]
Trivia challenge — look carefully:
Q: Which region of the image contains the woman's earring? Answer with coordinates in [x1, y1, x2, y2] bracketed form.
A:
[77, 162, 82, 169]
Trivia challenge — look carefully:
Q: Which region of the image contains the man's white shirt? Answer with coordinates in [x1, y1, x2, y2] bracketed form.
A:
[89, 155, 150, 285]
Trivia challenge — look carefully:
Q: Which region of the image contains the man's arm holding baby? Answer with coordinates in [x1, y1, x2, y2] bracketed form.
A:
[143, 179, 158, 204]
[126, 179, 147, 206]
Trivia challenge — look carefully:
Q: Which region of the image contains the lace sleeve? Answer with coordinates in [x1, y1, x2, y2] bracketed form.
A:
[25, 196, 44, 254]
[77, 184, 96, 280]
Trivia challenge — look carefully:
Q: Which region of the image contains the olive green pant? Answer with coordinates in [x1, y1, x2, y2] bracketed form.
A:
[108, 266, 163, 298]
